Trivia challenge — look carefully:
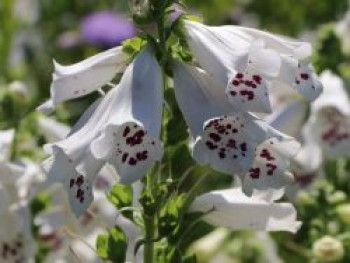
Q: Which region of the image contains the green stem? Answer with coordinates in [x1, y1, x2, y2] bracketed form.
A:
[143, 2, 168, 262]
[143, 213, 156, 263]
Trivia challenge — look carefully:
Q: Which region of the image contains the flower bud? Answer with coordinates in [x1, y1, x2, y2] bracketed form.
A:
[336, 203, 350, 224]
[129, 0, 150, 18]
[8, 81, 30, 104]
[328, 191, 347, 204]
[312, 236, 344, 262]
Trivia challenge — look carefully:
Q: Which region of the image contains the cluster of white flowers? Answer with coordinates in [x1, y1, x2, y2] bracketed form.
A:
[0, 129, 42, 263]
[37, 19, 327, 232]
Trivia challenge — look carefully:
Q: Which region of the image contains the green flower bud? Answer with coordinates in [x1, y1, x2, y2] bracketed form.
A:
[336, 204, 350, 224]
[297, 191, 315, 206]
[312, 236, 344, 262]
[328, 191, 347, 204]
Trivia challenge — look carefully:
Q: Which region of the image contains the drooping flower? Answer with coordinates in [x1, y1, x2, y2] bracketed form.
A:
[81, 12, 137, 49]
[42, 46, 163, 216]
[0, 204, 37, 263]
[173, 61, 300, 194]
[190, 187, 301, 232]
[182, 20, 322, 114]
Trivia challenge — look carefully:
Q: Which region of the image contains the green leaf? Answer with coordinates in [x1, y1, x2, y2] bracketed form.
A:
[107, 183, 133, 220]
[108, 227, 128, 263]
[159, 194, 186, 236]
[96, 234, 109, 260]
[96, 227, 128, 263]
[122, 37, 147, 57]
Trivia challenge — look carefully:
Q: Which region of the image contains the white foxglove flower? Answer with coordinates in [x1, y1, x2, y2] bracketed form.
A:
[183, 20, 322, 114]
[306, 71, 350, 159]
[43, 46, 163, 216]
[37, 46, 128, 113]
[0, 204, 37, 263]
[190, 188, 301, 232]
[173, 61, 300, 193]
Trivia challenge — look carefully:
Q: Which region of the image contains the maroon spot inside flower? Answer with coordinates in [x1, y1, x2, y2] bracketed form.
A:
[240, 143, 247, 152]
[266, 163, 277, 175]
[239, 90, 254, 101]
[230, 91, 237, 97]
[209, 133, 221, 142]
[232, 128, 238, 133]
[249, 168, 260, 179]
[123, 126, 130, 137]
[260, 149, 275, 161]
[122, 153, 128, 163]
[232, 80, 239, 86]
[253, 75, 262, 84]
[226, 139, 237, 148]
[129, 157, 137, 166]
[76, 176, 84, 187]
[70, 179, 75, 188]
[206, 141, 218, 150]
[236, 73, 244, 79]
[300, 73, 309, 80]
[218, 151, 226, 159]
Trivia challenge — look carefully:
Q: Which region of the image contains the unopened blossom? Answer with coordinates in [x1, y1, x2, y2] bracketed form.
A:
[312, 236, 344, 262]
[190, 187, 301, 232]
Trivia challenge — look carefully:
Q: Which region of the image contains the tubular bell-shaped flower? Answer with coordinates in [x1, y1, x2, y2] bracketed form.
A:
[306, 71, 350, 158]
[173, 61, 300, 192]
[37, 46, 129, 113]
[190, 187, 301, 233]
[182, 20, 322, 114]
[43, 46, 163, 216]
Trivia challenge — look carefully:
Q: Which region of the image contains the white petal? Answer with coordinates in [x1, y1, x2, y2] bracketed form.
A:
[91, 123, 163, 184]
[0, 162, 25, 184]
[43, 148, 94, 217]
[226, 70, 272, 113]
[183, 20, 281, 89]
[37, 116, 70, 142]
[49, 46, 128, 106]
[310, 108, 350, 158]
[190, 188, 301, 233]
[0, 186, 10, 213]
[90, 46, 164, 184]
[229, 26, 312, 59]
[241, 132, 301, 196]
[36, 99, 55, 115]
[313, 70, 350, 115]
[184, 20, 250, 87]
[293, 123, 323, 173]
[293, 61, 323, 101]
[267, 100, 308, 137]
[0, 129, 14, 161]
[173, 62, 232, 137]
[193, 113, 270, 174]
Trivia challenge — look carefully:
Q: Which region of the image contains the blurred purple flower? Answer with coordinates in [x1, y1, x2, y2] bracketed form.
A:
[81, 11, 136, 48]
